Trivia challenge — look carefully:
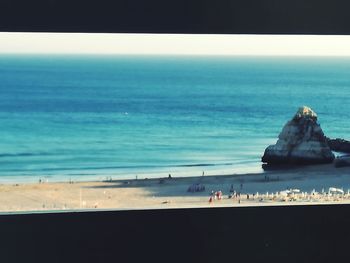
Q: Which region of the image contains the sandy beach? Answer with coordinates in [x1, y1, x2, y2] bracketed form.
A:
[1, 163, 350, 213]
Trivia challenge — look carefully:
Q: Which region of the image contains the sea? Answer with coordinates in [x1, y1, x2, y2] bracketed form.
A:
[1, 54, 350, 183]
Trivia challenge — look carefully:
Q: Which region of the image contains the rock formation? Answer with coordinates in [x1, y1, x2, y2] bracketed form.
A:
[334, 155, 350, 168]
[262, 106, 335, 165]
[325, 137, 350, 153]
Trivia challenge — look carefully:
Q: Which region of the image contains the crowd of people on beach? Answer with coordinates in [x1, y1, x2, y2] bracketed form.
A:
[197, 184, 350, 205]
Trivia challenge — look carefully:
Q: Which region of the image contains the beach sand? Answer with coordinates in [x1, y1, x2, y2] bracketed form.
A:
[1, 163, 350, 213]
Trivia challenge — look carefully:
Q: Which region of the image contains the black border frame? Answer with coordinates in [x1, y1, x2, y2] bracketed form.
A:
[1, 0, 350, 262]
[1, 0, 350, 34]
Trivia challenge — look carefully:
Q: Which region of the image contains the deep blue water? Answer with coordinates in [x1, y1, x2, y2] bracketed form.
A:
[0, 55, 350, 182]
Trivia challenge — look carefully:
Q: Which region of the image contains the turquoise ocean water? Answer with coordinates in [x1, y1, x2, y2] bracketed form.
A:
[0, 55, 350, 182]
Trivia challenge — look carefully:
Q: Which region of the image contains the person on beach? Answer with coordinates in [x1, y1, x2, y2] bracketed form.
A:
[202, 171, 205, 176]
[230, 184, 234, 193]
[217, 191, 222, 200]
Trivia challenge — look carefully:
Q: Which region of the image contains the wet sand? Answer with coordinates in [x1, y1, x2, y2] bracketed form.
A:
[1, 163, 350, 213]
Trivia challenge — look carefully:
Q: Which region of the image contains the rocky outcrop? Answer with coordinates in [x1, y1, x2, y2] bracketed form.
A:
[325, 137, 350, 153]
[334, 155, 350, 168]
[262, 106, 335, 165]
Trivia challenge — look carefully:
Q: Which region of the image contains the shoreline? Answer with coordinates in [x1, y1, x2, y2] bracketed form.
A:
[1, 163, 350, 212]
[0, 161, 265, 184]
[0, 162, 335, 185]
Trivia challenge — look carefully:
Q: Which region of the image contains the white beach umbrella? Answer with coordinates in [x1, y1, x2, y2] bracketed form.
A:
[329, 187, 344, 194]
[280, 190, 290, 196]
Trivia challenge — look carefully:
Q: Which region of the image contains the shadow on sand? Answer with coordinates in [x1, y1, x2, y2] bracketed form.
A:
[82, 172, 288, 198]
